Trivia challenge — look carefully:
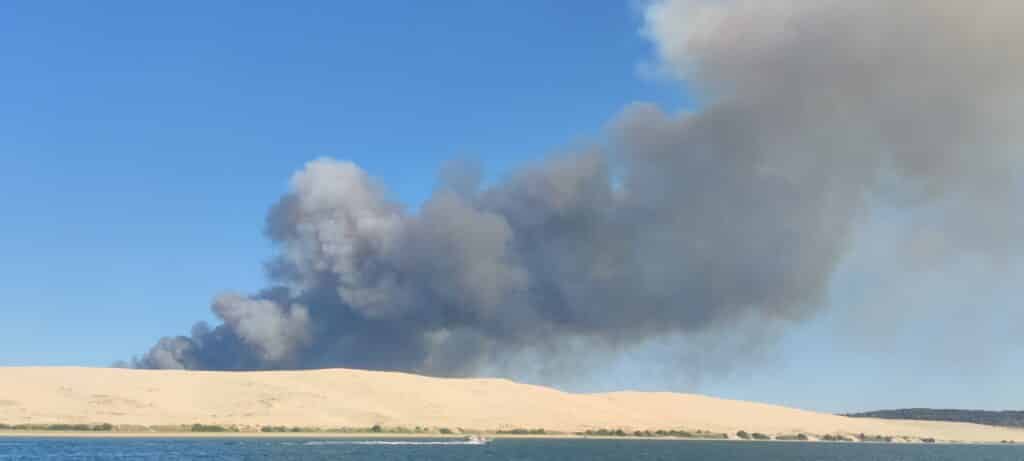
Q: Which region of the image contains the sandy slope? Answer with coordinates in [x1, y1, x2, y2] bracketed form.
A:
[0, 367, 1020, 442]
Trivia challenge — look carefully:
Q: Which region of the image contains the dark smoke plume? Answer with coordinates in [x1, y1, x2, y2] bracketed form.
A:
[135, 0, 1023, 374]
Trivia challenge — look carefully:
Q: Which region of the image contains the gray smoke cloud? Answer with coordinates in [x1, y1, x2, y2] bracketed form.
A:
[134, 0, 1023, 375]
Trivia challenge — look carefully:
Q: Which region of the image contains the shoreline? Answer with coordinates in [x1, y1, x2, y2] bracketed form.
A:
[0, 431, 463, 439]
[3, 367, 1023, 445]
[0, 431, 1012, 445]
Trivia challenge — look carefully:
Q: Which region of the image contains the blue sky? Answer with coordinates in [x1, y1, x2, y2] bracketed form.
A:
[2, 0, 680, 359]
[1, 1, 1019, 413]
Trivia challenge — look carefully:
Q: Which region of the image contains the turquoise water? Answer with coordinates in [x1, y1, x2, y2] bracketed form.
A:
[1, 438, 1022, 460]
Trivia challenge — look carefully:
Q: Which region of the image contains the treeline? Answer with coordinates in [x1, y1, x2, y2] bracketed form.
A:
[496, 428, 547, 435]
[580, 428, 728, 439]
[845, 409, 1024, 428]
[0, 423, 114, 431]
[260, 425, 460, 434]
[191, 424, 239, 432]
[737, 430, 774, 440]
[0, 422, 479, 435]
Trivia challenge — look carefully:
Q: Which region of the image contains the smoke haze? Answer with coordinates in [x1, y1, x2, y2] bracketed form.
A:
[135, 0, 1024, 375]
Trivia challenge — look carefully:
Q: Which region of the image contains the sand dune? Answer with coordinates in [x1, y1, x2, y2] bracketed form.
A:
[0, 367, 1020, 442]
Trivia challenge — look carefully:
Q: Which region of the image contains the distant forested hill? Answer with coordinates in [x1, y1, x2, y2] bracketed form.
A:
[846, 409, 1024, 428]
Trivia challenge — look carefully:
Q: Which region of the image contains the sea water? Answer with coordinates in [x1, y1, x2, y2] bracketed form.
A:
[0, 438, 1022, 460]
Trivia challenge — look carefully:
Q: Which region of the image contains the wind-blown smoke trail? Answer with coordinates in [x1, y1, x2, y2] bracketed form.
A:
[135, 0, 1023, 374]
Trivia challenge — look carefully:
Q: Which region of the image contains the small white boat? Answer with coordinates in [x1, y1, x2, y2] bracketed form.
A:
[463, 434, 491, 444]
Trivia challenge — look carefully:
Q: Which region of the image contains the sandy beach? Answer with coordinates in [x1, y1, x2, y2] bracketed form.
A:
[0, 367, 1021, 443]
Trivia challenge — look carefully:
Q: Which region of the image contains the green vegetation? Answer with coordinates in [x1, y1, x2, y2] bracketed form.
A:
[260, 425, 445, 434]
[496, 428, 546, 435]
[579, 428, 728, 439]
[112, 424, 149, 432]
[0, 421, 946, 445]
[631, 430, 681, 437]
[695, 430, 729, 439]
[0, 423, 114, 432]
[190, 423, 236, 432]
[261, 426, 310, 433]
[653, 430, 693, 437]
[845, 409, 1024, 429]
[856, 433, 893, 443]
[581, 428, 628, 437]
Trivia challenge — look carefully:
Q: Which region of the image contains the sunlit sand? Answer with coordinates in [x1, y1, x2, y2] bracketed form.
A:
[0, 367, 1020, 443]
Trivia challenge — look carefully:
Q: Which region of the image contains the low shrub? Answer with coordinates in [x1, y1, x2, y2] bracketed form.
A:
[653, 430, 694, 437]
[581, 428, 709, 438]
[0, 423, 113, 432]
[497, 428, 546, 435]
[858, 434, 893, 443]
[696, 430, 729, 439]
[191, 423, 233, 432]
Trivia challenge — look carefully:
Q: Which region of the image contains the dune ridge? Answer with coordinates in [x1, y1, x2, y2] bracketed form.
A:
[0, 367, 1021, 442]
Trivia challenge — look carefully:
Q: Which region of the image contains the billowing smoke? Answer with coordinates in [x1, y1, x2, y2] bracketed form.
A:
[135, 0, 1023, 374]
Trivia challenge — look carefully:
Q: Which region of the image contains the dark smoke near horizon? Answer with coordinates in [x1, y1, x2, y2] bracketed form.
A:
[134, 0, 1024, 374]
